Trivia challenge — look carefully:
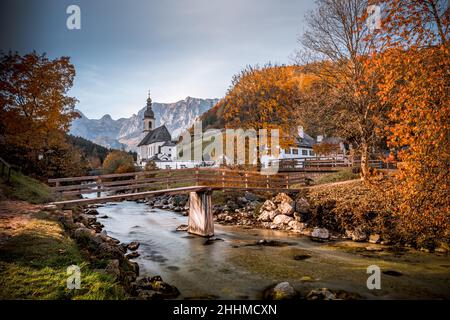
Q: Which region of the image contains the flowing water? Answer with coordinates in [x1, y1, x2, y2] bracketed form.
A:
[97, 201, 450, 299]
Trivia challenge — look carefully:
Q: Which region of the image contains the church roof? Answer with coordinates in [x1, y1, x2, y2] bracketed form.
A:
[138, 125, 171, 147]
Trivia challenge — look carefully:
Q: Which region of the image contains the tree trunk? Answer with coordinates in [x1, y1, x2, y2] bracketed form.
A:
[360, 140, 369, 180]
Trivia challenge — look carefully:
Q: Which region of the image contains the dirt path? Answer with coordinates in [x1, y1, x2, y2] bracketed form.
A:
[0, 200, 43, 246]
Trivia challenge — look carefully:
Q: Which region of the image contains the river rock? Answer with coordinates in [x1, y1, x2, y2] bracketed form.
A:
[133, 276, 180, 299]
[369, 234, 381, 244]
[273, 214, 294, 225]
[277, 202, 294, 216]
[306, 288, 336, 300]
[127, 241, 140, 251]
[126, 251, 140, 259]
[176, 224, 188, 232]
[244, 191, 258, 202]
[261, 200, 276, 212]
[237, 197, 249, 206]
[258, 210, 272, 222]
[295, 198, 310, 214]
[268, 210, 279, 221]
[73, 226, 93, 237]
[288, 221, 307, 232]
[85, 209, 99, 215]
[264, 282, 297, 300]
[97, 242, 126, 259]
[105, 259, 121, 280]
[273, 193, 294, 206]
[311, 227, 330, 240]
[78, 214, 97, 225]
[346, 229, 367, 242]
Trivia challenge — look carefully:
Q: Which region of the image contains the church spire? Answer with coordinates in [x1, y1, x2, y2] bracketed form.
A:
[143, 90, 155, 132]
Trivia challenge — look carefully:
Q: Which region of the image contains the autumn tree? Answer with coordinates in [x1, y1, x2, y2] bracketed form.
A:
[102, 150, 136, 174]
[221, 65, 305, 164]
[371, 0, 449, 247]
[0, 52, 81, 178]
[297, 0, 388, 179]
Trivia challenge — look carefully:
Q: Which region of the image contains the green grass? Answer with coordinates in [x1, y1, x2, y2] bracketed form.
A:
[0, 170, 53, 204]
[313, 169, 360, 185]
[0, 212, 125, 300]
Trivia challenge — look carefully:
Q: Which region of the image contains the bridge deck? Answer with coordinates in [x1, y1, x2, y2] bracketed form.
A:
[49, 185, 301, 208]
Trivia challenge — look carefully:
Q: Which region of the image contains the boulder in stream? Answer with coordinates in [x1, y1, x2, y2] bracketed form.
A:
[127, 241, 140, 251]
[264, 282, 297, 300]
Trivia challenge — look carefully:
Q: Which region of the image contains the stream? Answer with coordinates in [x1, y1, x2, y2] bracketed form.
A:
[96, 201, 450, 299]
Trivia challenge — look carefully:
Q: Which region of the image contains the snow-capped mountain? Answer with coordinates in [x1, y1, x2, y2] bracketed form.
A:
[70, 97, 219, 151]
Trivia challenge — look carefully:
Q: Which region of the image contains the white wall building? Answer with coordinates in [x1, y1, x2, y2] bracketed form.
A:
[137, 93, 178, 168]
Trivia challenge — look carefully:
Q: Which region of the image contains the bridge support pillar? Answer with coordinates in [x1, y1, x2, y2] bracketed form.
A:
[188, 190, 214, 237]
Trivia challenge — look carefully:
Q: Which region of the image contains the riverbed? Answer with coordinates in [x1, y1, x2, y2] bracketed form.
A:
[97, 201, 450, 299]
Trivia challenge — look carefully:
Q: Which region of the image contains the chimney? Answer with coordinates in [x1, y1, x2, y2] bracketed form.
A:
[317, 135, 323, 143]
[298, 126, 305, 139]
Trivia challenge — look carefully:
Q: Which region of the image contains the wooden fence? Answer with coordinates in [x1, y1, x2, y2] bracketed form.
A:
[270, 156, 397, 171]
[48, 168, 312, 199]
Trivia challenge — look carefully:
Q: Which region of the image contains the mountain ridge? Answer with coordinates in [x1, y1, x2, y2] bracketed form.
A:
[70, 97, 219, 151]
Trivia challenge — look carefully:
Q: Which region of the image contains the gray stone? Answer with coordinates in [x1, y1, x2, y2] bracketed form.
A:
[277, 202, 294, 216]
[260, 200, 276, 212]
[369, 234, 381, 244]
[272, 193, 294, 206]
[105, 259, 121, 280]
[258, 210, 272, 222]
[311, 227, 330, 239]
[288, 221, 306, 232]
[295, 198, 310, 214]
[273, 214, 294, 225]
[127, 241, 140, 251]
[346, 229, 367, 242]
[306, 288, 336, 300]
[266, 282, 297, 300]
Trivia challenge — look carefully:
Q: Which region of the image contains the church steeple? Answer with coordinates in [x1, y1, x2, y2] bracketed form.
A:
[143, 90, 155, 133]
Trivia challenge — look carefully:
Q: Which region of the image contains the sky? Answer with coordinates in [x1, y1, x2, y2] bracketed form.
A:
[0, 0, 315, 119]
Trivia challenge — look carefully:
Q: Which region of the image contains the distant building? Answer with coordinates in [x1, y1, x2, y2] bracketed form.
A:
[137, 93, 177, 167]
[261, 127, 347, 167]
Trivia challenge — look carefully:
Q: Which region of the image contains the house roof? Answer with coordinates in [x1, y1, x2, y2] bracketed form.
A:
[138, 125, 171, 147]
[161, 141, 176, 147]
[320, 136, 342, 145]
[296, 133, 315, 148]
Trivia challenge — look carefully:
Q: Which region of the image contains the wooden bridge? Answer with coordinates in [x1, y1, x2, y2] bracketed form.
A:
[48, 168, 313, 237]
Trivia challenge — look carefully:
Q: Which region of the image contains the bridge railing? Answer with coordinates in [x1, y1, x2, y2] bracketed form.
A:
[48, 168, 311, 199]
[270, 156, 397, 171]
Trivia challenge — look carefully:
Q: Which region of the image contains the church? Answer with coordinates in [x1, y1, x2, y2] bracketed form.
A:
[137, 93, 177, 167]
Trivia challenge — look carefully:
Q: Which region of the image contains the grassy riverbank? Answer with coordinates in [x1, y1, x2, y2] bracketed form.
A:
[0, 207, 125, 299]
[0, 170, 53, 204]
[0, 173, 126, 300]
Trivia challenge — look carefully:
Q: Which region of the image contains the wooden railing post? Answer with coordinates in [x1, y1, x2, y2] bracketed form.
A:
[97, 178, 102, 198]
[266, 174, 269, 189]
[166, 171, 171, 189]
[285, 174, 289, 189]
[195, 169, 199, 186]
[245, 173, 248, 189]
[134, 174, 138, 193]
[221, 171, 225, 189]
